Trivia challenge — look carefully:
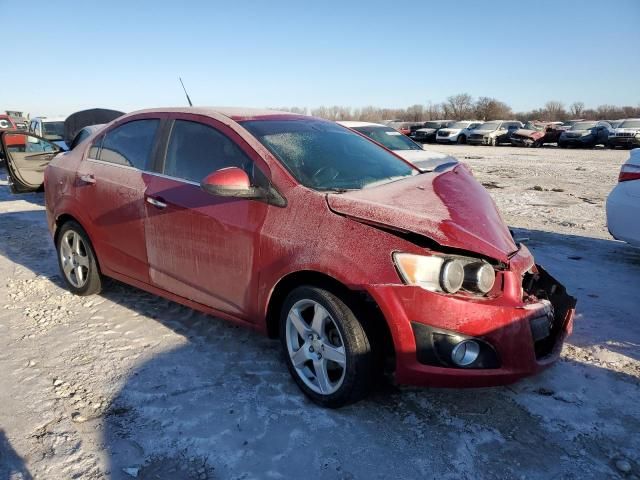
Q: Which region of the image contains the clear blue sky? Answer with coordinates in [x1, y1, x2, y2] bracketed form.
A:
[1, 0, 638, 117]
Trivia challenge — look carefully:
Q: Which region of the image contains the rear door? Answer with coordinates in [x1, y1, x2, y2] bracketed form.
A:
[0, 132, 62, 192]
[143, 115, 269, 317]
[74, 116, 164, 282]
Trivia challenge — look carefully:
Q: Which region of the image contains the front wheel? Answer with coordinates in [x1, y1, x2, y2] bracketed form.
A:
[56, 221, 103, 296]
[457, 134, 466, 144]
[280, 286, 374, 408]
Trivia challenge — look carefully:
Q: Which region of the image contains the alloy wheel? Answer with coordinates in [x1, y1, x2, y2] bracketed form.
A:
[59, 230, 90, 288]
[285, 299, 347, 395]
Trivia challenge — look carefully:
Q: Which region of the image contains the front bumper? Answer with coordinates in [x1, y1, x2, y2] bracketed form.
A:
[560, 136, 596, 147]
[510, 137, 535, 147]
[467, 136, 491, 145]
[609, 136, 640, 147]
[367, 264, 576, 387]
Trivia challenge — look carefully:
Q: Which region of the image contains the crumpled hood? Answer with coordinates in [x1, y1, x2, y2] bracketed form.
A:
[513, 129, 542, 139]
[327, 164, 518, 263]
[392, 148, 458, 172]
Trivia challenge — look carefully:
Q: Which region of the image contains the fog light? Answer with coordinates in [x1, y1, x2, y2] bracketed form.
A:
[451, 340, 480, 366]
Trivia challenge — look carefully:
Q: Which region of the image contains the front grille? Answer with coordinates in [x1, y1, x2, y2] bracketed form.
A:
[470, 134, 483, 140]
[438, 131, 450, 137]
[616, 132, 635, 137]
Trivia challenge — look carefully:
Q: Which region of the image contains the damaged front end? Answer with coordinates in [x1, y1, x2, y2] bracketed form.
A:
[522, 265, 577, 360]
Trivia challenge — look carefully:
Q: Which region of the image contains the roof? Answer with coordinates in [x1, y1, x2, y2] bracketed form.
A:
[127, 107, 309, 122]
[336, 121, 384, 128]
[32, 116, 67, 122]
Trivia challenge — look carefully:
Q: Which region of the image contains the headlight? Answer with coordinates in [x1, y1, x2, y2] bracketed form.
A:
[393, 253, 495, 295]
[581, 131, 592, 137]
[463, 262, 496, 294]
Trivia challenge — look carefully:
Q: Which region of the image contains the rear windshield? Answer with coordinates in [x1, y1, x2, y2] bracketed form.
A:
[43, 121, 65, 140]
[352, 126, 422, 151]
[240, 119, 417, 191]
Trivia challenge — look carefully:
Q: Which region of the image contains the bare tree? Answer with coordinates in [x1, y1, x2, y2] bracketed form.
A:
[543, 101, 566, 121]
[569, 102, 585, 118]
[474, 97, 513, 120]
[444, 93, 474, 120]
[405, 104, 425, 122]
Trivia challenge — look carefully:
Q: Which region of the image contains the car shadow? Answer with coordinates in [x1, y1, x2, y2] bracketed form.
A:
[0, 206, 639, 478]
[0, 429, 33, 480]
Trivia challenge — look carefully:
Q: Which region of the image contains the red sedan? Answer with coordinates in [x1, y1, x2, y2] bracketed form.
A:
[0, 108, 576, 407]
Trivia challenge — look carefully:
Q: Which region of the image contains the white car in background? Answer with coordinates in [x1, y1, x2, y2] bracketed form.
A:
[436, 121, 483, 144]
[606, 148, 640, 247]
[337, 121, 457, 171]
[29, 116, 68, 150]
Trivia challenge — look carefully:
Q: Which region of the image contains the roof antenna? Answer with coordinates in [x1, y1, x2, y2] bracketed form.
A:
[179, 77, 193, 107]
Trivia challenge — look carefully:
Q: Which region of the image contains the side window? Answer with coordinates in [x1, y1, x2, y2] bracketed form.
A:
[98, 119, 159, 169]
[164, 120, 252, 183]
[88, 135, 103, 158]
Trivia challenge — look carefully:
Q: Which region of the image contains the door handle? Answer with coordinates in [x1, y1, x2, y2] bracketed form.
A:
[78, 173, 96, 185]
[146, 196, 167, 209]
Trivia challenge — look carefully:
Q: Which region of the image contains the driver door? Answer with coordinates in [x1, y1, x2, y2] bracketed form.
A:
[0, 132, 61, 193]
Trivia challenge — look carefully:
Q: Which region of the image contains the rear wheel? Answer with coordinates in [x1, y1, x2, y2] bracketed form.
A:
[56, 221, 102, 296]
[280, 286, 374, 408]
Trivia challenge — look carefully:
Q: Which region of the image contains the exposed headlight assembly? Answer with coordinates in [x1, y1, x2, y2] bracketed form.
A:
[393, 253, 496, 295]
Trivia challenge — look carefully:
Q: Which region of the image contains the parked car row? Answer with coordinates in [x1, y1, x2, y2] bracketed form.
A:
[400, 118, 640, 149]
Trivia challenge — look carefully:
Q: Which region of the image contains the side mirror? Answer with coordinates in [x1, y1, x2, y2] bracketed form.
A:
[200, 167, 263, 199]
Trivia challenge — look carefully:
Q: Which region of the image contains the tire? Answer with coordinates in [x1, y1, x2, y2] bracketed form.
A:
[558, 142, 567, 148]
[457, 134, 466, 144]
[56, 220, 102, 296]
[280, 286, 374, 408]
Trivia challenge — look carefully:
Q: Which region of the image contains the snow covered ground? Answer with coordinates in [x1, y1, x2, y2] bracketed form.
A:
[0, 146, 638, 480]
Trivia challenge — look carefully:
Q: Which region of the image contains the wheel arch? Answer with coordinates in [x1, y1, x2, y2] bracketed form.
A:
[265, 270, 396, 371]
[53, 213, 103, 273]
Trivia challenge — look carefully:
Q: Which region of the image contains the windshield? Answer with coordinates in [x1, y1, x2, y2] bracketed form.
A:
[477, 122, 500, 131]
[450, 122, 472, 129]
[422, 122, 442, 129]
[619, 120, 640, 129]
[241, 119, 417, 191]
[43, 121, 65, 140]
[570, 122, 597, 131]
[352, 126, 422, 151]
